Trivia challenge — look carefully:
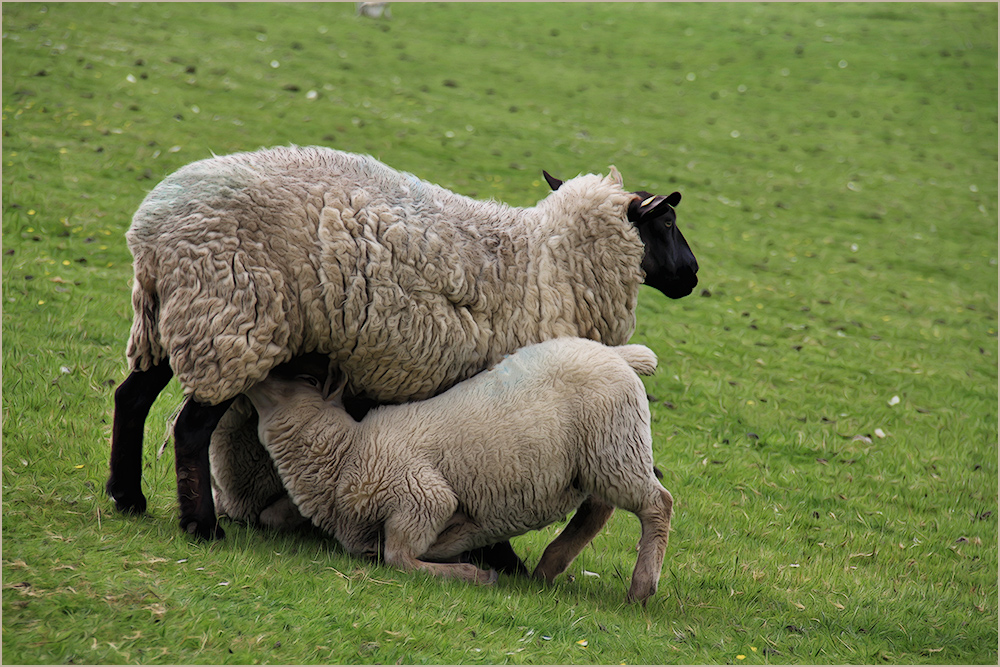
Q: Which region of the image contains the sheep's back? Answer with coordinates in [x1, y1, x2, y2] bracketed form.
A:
[128, 148, 347, 402]
[126, 146, 532, 403]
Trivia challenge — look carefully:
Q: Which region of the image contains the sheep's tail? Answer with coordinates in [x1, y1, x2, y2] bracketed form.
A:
[613, 344, 658, 376]
[124, 276, 166, 372]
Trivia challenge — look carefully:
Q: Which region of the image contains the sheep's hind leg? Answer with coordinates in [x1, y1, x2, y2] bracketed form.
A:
[533, 495, 615, 583]
[174, 396, 235, 540]
[107, 362, 174, 515]
[626, 487, 673, 605]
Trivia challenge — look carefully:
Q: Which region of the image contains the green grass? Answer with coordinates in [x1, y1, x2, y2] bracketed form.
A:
[3, 2, 997, 664]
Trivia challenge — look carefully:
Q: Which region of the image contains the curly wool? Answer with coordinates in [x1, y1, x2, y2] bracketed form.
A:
[126, 146, 645, 525]
[247, 338, 665, 562]
[127, 146, 641, 408]
[208, 395, 308, 529]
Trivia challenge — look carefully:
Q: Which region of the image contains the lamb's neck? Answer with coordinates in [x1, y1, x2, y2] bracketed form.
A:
[258, 399, 358, 487]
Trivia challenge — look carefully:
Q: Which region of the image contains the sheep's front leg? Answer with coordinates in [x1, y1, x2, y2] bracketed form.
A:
[533, 494, 615, 583]
[626, 487, 673, 605]
[174, 396, 235, 540]
[107, 362, 174, 515]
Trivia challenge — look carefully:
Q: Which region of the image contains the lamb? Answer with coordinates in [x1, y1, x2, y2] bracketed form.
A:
[106, 145, 698, 543]
[208, 398, 311, 530]
[243, 337, 673, 604]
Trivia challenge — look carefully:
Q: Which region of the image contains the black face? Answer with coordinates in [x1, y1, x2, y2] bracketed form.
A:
[627, 190, 698, 299]
[542, 171, 699, 299]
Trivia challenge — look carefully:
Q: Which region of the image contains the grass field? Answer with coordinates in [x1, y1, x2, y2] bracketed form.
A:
[2, 2, 997, 664]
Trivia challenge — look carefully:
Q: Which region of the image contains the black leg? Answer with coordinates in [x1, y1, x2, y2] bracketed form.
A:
[107, 363, 174, 514]
[467, 540, 530, 577]
[174, 396, 235, 540]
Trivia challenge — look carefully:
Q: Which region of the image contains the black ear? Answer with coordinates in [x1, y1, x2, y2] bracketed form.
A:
[666, 191, 681, 207]
[628, 193, 676, 223]
[542, 170, 563, 191]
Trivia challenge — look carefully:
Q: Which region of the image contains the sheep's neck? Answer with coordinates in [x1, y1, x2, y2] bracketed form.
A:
[512, 211, 641, 348]
[435, 204, 641, 349]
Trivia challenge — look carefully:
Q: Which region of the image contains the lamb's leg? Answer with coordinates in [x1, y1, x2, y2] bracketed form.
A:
[384, 513, 498, 584]
[626, 487, 673, 605]
[107, 362, 174, 515]
[258, 494, 309, 530]
[421, 511, 502, 564]
[381, 487, 496, 585]
[339, 393, 508, 572]
[533, 495, 615, 583]
[174, 396, 235, 540]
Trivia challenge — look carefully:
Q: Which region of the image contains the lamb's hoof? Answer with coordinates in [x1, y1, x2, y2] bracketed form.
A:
[106, 481, 147, 515]
[531, 566, 557, 584]
[625, 584, 655, 606]
[482, 569, 499, 585]
[181, 517, 225, 540]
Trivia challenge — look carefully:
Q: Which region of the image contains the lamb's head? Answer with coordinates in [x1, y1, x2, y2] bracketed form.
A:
[243, 353, 344, 422]
[542, 169, 699, 299]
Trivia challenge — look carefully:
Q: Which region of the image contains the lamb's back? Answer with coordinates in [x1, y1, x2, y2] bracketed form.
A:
[366, 338, 636, 540]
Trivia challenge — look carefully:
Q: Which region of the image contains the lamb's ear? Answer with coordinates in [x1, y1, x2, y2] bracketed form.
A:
[323, 374, 348, 403]
[607, 165, 623, 186]
[666, 191, 681, 207]
[320, 359, 344, 400]
[542, 170, 563, 191]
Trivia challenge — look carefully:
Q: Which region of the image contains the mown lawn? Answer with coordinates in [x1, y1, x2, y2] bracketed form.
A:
[3, 2, 997, 664]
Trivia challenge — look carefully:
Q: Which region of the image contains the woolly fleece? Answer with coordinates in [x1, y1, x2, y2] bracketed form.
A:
[127, 146, 642, 408]
[245, 338, 669, 569]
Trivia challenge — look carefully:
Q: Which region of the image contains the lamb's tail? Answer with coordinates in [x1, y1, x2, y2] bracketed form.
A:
[613, 344, 658, 376]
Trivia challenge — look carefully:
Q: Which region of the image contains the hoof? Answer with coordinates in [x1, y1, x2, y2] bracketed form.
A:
[625, 585, 655, 605]
[106, 481, 147, 515]
[485, 569, 499, 585]
[182, 517, 226, 540]
[531, 566, 556, 584]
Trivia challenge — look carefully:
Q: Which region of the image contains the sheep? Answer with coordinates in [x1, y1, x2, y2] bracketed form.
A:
[105, 145, 697, 543]
[243, 337, 673, 604]
[356, 2, 390, 18]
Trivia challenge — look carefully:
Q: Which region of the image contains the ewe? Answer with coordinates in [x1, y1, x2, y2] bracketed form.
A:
[245, 338, 673, 604]
[107, 146, 697, 544]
